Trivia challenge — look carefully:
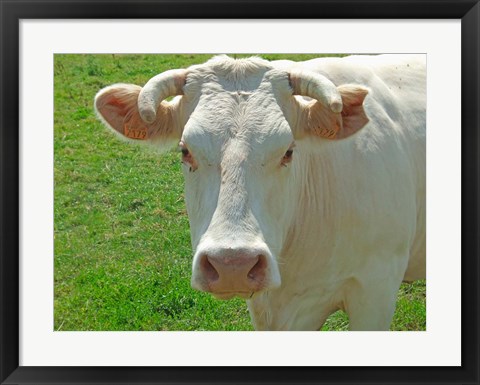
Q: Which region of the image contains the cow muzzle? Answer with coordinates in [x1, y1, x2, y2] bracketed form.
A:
[191, 244, 280, 299]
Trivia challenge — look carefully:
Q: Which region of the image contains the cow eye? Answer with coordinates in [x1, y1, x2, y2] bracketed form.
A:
[282, 148, 294, 166]
[179, 141, 197, 172]
[179, 141, 190, 159]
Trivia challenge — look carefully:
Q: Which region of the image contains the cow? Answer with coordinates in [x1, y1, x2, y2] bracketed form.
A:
[95, 54, 426, 331]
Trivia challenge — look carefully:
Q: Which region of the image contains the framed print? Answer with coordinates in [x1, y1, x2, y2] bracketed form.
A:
[1, 0, 479, 384]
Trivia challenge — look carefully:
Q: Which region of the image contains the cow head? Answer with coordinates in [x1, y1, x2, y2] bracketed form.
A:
[95, 56, 369, 300]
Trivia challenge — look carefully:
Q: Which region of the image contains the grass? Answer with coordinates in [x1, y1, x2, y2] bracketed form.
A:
[54, 53, 426, 331]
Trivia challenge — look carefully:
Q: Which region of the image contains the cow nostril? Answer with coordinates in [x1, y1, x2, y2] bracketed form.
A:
[247, 255, 267, 281]
[201, 255, 219, 282]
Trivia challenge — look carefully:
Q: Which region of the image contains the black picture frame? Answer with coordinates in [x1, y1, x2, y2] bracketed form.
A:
[1, 1, 478, 384]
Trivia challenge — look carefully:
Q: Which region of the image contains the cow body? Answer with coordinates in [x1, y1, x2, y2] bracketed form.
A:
[95, 54, 426, 330]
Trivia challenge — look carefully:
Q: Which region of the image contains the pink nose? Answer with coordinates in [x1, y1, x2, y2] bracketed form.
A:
[198, 249, 268, 298]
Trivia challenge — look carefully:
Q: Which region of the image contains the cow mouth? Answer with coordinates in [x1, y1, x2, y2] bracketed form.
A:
[211, 291, 256, 300]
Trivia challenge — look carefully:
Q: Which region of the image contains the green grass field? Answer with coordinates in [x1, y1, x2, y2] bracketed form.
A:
[54, 54, 426, 331]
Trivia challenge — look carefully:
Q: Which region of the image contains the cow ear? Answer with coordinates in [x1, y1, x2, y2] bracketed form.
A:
[94, 84, 180, 143]
[303, 84, 369, 140]
[335, 85, 369, 139]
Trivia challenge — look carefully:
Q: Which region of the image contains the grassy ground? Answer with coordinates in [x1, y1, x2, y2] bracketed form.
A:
[54, 54, 426, 331]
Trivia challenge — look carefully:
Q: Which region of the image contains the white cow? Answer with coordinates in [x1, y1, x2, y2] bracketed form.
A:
[95, 54, 426, 330]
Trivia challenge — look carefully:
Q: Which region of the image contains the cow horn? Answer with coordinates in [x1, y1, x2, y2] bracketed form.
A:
[289, 69, 343, 113]
[138, 69, 187, 123]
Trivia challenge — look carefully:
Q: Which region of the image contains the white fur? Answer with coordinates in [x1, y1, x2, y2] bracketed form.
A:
[183, 55, 425, 330]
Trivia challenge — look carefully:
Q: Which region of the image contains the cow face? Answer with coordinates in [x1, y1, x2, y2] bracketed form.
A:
[181, 67, 298, 298]
[95, 56, 369, 299]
